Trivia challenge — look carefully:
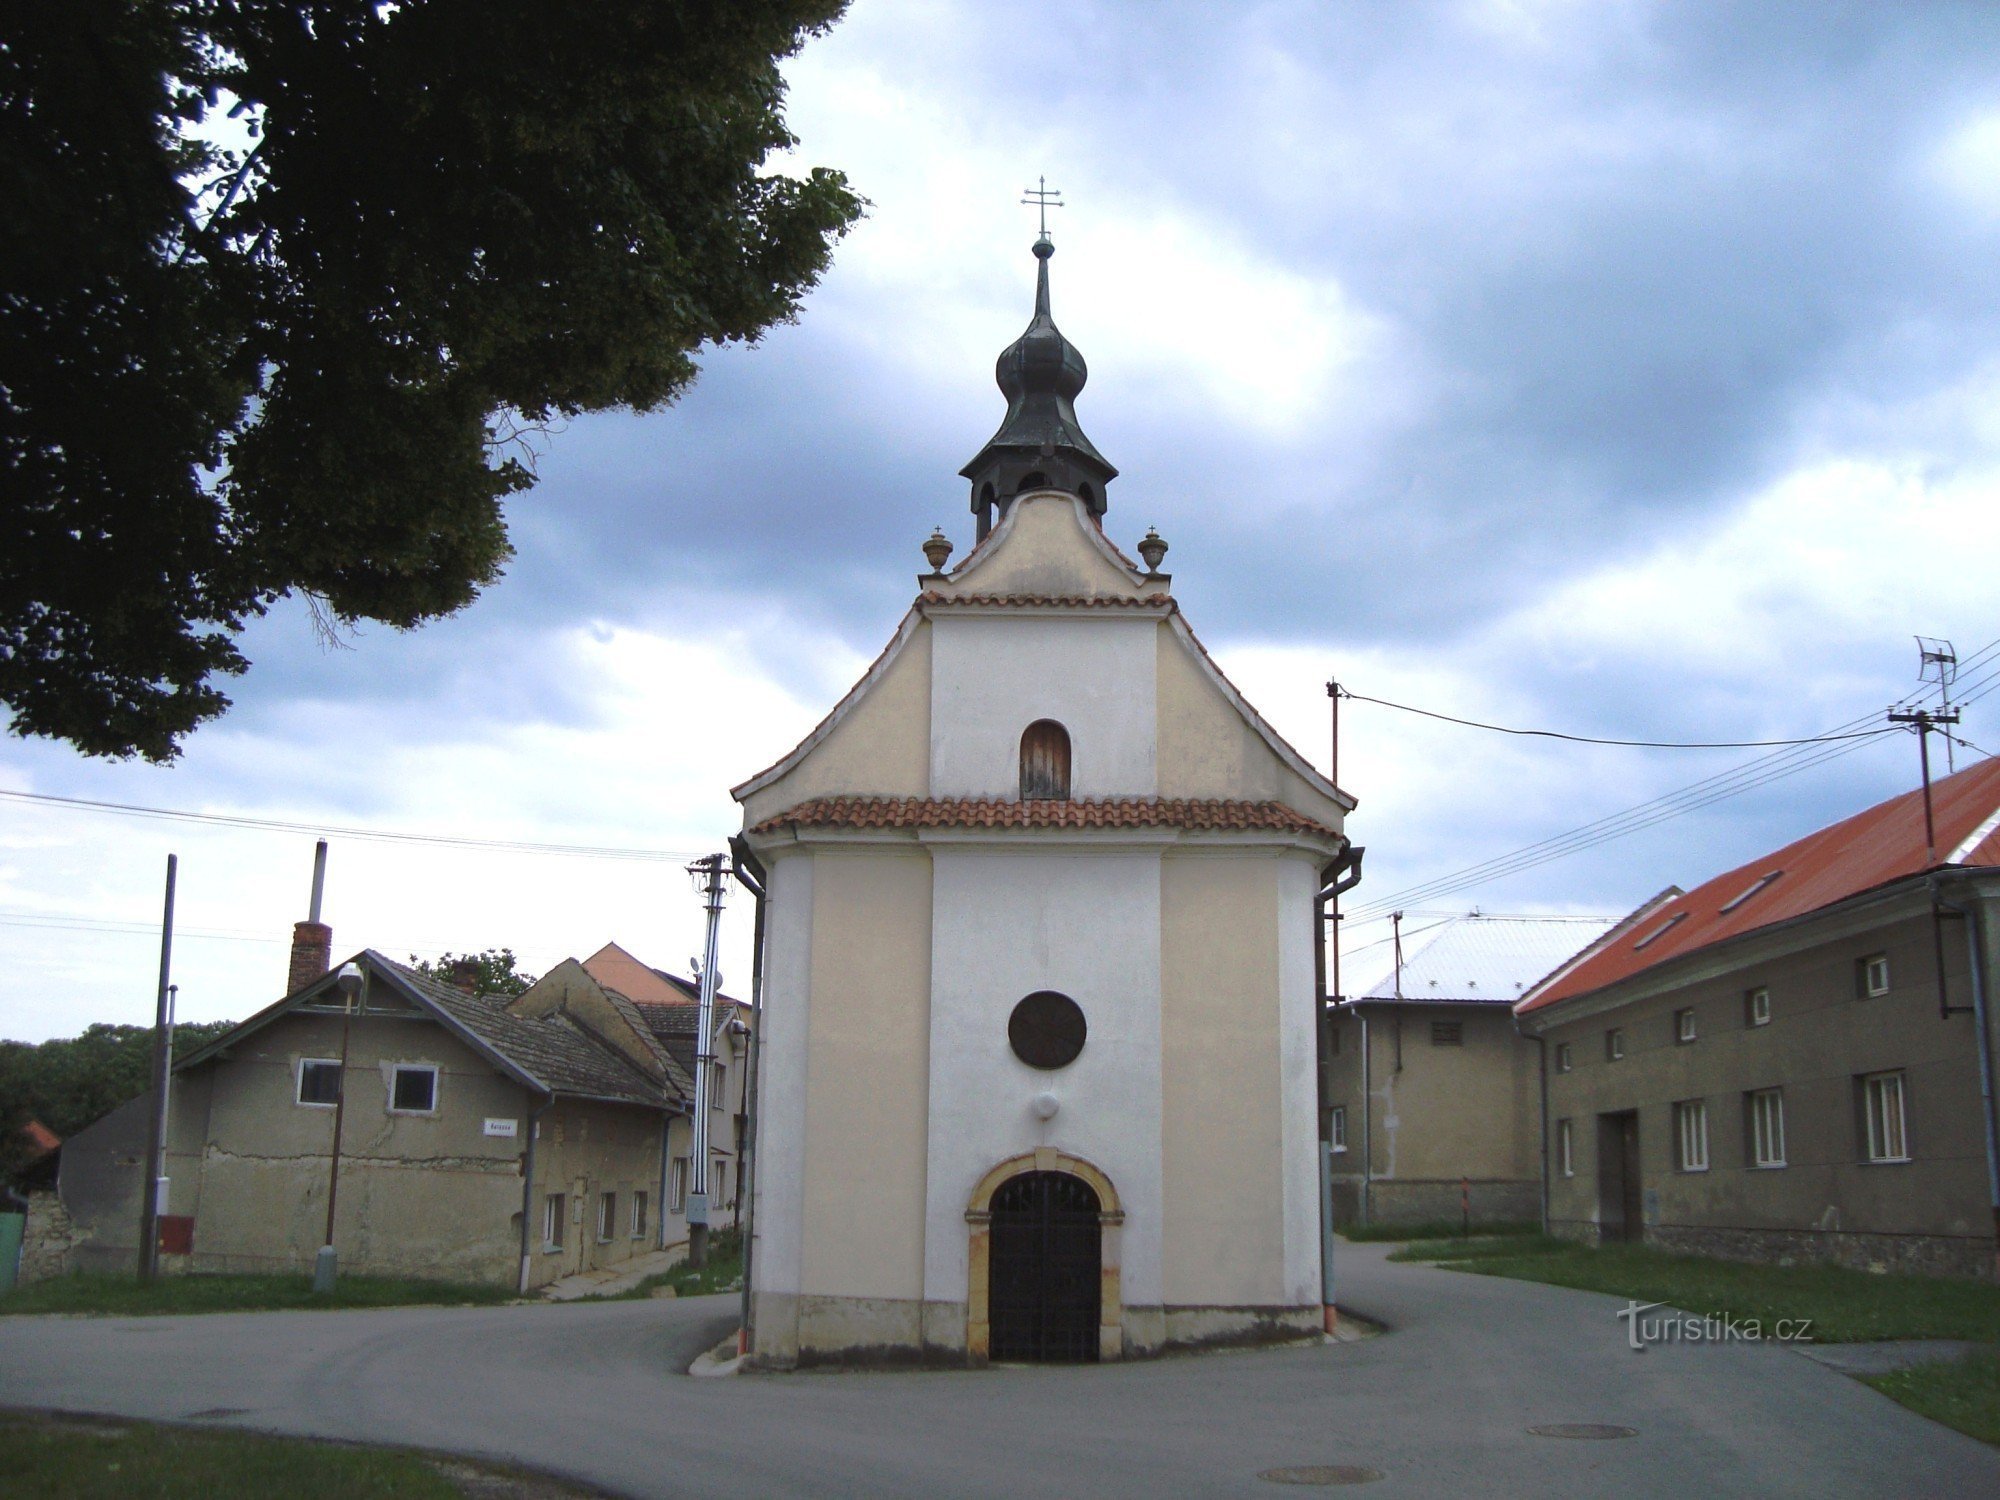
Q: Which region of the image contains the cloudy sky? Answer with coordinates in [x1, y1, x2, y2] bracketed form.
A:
[7, 0, 2000, 1039]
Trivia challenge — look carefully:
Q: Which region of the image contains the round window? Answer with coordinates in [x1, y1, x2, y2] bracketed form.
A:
[1008, 991, 1087, 1069]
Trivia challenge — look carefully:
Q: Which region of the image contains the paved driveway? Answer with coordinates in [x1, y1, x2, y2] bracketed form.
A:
[2, 1243, 1995, 1498]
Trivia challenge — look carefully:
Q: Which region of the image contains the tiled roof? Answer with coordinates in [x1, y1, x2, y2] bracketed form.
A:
[918, 591, 1171, 609]
[1520, 757, 2000, 1013]
[750, 795, 1340, 838]
[381, 956, 691, 1108]
[1354, 913, 1620, 1005]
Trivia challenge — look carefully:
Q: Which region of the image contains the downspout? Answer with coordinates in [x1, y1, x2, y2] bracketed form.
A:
[1532, 1032, 1550, 1235]
[1934, 877, 2000, 1278]
[1359, 1008, 1372, 1228]
[517, 1093, 554, 1296]
[730, 836, 769, 1356]
[657, 1109, 677, 1252]
[1313, 843, 1362, 1334]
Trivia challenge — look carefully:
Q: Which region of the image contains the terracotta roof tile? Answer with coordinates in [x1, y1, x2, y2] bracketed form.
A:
[1520, 757, 2000, 1014]
[750, 795, 1339, 839]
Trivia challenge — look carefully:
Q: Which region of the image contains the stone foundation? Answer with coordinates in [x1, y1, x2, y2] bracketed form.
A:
[1549, 1217, 1996, 1280]
[19, 1190, 83, 1283]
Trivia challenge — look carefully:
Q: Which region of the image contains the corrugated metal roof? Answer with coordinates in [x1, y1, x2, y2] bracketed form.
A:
[1520, 756, 2000, 1014]
[1355, 913, 1619, 1005]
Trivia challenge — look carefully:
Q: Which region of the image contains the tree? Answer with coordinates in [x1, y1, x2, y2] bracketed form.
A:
[1, 1, 860, 761]
[408, 948, 536, 997]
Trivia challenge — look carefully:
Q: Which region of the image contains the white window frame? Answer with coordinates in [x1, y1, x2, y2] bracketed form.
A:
[1557, 1118, 1574, 1178]
[1674, 1099, 1709, 1172]
[387, 1062, 440, 1115]
[296, 1058, 342, 1108]
[710, 1060, 727, 1108]
[1859, 954, 1890, 999]
[597, 1191, 617, 1243]
[542, 1192, 565, 1251]
[1863, 1071, 1909, 1162]
[1555, 1042, 1572, 1073]
[1606, 1028, 1625, 1062]
[1330, 1105, 1348, 1153]
[1748, 1088, 1786, 1168]
[631, 1191, 648, 1239]
[1675, 1008, 1696, 1044]
[670, 1156, 689, 1214]
[1746, 986, 1771, 1028]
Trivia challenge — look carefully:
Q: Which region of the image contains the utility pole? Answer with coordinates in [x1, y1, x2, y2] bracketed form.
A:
[138, 854, 177, 1282]
[1891, 702, 1966, 1022]
[315, 960, 364, 1293]
[1918, 638, 1959, 774]
[686, 853, 728, 1270]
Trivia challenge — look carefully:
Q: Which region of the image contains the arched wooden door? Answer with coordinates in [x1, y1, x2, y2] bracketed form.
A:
[988, 1171, 1101, 1362]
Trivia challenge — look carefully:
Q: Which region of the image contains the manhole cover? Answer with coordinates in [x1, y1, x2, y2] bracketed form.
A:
[1528, 1423, 1636, 1440]
[1258, 1465, 1386, 1486]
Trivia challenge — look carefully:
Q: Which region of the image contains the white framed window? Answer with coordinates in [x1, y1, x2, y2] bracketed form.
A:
[1858, 953, 1890, 999]
[710, 1061, 726, 1106]
[542, 1192, 566, 1250]
[669, 1156, 689, 1214]
[1557, 1118, 1574, 1178]
[1330, 1105, 1348, 1153]
[1746, 986, 1771, 1028]
[1555, 1042, 1572, 1073]
[1674, 1099, 1709, 1172]
[297, 1058, 341, 1107]
[388, 1063, 438, 1114]
[597, 1191, 617, 1243]
[1606, 1028, 1625, 1062]
[1675, 1008, 1696, 1044]
[1748, 1089, 1786, 1168]
[631, 1191, 648, 1239]
[1862, 1071, 1909, 1162]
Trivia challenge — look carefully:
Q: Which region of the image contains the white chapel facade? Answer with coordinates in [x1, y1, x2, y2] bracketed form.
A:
[733, 232, 1357, 1365]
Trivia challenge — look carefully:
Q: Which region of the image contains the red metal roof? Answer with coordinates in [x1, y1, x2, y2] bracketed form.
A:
[1520, 756, 2000, 1013]
[750, 795, 1339, 839]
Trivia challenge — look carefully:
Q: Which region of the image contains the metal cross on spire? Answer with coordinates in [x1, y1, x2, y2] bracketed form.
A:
[1021, 175, 1064, 238]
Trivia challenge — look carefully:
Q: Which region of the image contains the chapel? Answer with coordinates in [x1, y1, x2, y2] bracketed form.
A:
[733, 227, 1358, 1365]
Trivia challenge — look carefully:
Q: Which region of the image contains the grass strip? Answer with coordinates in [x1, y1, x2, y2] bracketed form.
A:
[1340, 1218, 1540, 1244]
[1863, 1349, 2000, 1446]
[0, 1272, 515, 1318]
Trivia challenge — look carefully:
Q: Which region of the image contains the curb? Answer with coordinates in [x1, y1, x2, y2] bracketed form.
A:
[688, 1332, 746, 1378]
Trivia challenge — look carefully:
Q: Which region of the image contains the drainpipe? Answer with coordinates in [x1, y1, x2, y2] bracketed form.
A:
[656, 1110, 676, 1252]
[1934, 878, 2000, 1279]
[1532, 1032, 1550, 1235]
[729, 836, 769, 1357]
[517, 1094, 554, 1295]
[1359, 1008, 1372, 1228]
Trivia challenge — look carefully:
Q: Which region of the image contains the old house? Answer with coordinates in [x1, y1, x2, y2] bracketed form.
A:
[54, 942, 704, 1291]
[1327, 912, 1614, 1228]
[1517, 757, 2000, 1277]
[733, 230, 1358, 1367]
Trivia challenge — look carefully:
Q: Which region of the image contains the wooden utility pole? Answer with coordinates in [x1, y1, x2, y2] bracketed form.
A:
[137, 854, 177, 1282]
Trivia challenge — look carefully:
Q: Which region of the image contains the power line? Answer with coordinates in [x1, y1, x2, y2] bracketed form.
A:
[0, 788, 710, 863]
[1334, 686, 1900, 749]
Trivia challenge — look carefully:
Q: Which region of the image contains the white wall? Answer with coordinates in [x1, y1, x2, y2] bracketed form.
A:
[929, 616, 1158, 798]
[923, 846, 1166, 1310]
[751, 851, 814, 1299]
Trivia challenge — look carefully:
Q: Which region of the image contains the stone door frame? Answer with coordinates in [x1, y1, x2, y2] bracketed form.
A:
[965, 1147, 1124, 1364]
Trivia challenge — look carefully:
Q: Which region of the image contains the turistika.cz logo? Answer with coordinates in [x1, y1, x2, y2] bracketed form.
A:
[1616, 1300, 1814, 1351]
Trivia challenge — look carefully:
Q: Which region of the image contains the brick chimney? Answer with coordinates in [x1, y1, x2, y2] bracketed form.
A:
[447, 957, 482, 993]
[289, 921, 333, 996]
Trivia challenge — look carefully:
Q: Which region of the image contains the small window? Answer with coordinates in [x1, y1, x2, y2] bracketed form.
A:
[389, 1064, 438, 1114]
[670, 1157, 689, 1214]
[1430, 1021, 1463, 1047]
[1632, 912, 1687, 951]
[1745, 987, 1771, 1028]
[715, 1161, 730, 1208]
[1674, 1099, 1709, 1172]
[1862, 1071, 1908, 1162]
[1748, 1089, 1786, 1168]
[543, 1193, 566, 1250]
[1557, 1119, 1574, 1178]
[632, 1192, 648, 1239]
[297, 1059, 342, 1107]
[1329, 1022, 1341, 1057]
[710, 1061, 726, 1106]
[597, 1192, 617, 1243]
[1555, 1042, 1572, 1073]
[1719, 870, 1784, 913]
[1606, 1028, 1625, 1062]
[1675, 1008, 1696, 1044]
[1020, 719, 1072, 800]
[1857, 954, 1890, 999]
[1330, 1106, 1347, 1153]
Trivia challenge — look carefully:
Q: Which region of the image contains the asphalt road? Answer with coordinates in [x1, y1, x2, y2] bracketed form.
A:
[2, 1244, 1996, 1499]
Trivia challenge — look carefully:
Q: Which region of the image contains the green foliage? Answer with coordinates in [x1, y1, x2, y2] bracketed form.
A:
[0, 1411, 463, 1498]
[0, 1020, 235, 1184]
[618, 1226, 745, 1300]
[2, 1, 861, 761]
[1445, 1240, 2000, 1344]
[1865, 1349, 2000, 1446]
[0, 1270, 515, 1317]
[407, 949, 536, 997]
[1341, 1218, 1540, 1243]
